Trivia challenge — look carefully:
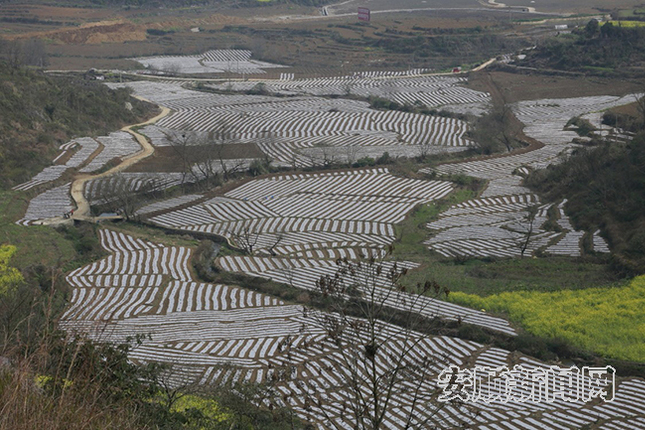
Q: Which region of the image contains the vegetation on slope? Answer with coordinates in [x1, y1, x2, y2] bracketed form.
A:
[448, 275, 645, 362]
[522, 20, 645, 76]
[0, 246, 23, 295]
[34, 0, 332, 8]
[526, 132, 645, 274]
[394, 188, 619, 296]
[0, 222, 304, 430]
[0, 61, 154, 189]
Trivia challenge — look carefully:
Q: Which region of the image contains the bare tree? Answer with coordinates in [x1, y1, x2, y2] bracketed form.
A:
[22, 39, 48, 68]
[280, 251, 462, 429]
[166, 130, 195, 189]
[416, 140, 434, 160]
[211, 122, 248, 182]
[518, 204, 539, 257]
[0, 39, 25, 70]
[472, 100, 518, 154]
[306, 144, 337, 168]
[162, 61, 181, 76]
[635, 90, 645, 130]
[92, 173, 160, 220]
[230, 225, 260, 255]
[344, 145, 360, 166]
[504, 204, 541, 257]
[167, 125, 250, 190]
[267, 233, 284, 257]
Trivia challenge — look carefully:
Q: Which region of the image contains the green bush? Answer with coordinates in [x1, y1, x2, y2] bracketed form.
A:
[353, 157, 376, 167]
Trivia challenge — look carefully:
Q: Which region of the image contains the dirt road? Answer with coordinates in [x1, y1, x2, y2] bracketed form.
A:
[70, 98, 170, 221]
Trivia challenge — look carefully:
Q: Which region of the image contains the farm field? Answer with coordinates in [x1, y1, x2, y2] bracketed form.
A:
[4, 2, 645, 426]
[206, 73, 491, 116]
[146, 168, 454, 253]
[420, 92, 638, 259]
[12, 131, 142, 192]
[60, 228, 645, 429]
[131, 49, 287, 76]
[449, 275, 645, 362]
[11, 70, 486, 226]
[108, 75, 482, 170]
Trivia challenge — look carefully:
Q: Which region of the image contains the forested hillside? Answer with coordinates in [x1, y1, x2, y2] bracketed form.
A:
[0, 63, 154, 189]
[522, 20, 645, 75]
[527, 132, 645, 274]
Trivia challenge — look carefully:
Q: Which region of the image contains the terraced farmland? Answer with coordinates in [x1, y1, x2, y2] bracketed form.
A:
[132, 49, 287, 75]
[13, 132, 141, 192]
[79, 131, 141, 173]
[108, 80, 477, 168]
[83, 173, 186, 205]
[420, 93, 642, 259]
[425, 194, 560, 258]
[16, 183, 74, 226]
[60, 229, 645, 429]
[216, 254, 516, 335]
[207, 74, 491, 115]
[148, 168, 453, 256]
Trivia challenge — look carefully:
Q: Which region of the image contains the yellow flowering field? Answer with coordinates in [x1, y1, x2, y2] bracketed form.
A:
[449, 276, 645, 362]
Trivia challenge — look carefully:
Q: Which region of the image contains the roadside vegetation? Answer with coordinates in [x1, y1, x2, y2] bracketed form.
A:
[0, 60, 154, 188]
[521, 19, 645, 76]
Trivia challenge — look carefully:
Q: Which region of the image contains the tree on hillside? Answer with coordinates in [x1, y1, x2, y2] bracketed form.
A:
[506, 203, 541, 258]
[167, 125, 247, 189]
[0, 38, 48, 70]
[277, 250, 471, 429]
[471, 101, 518, 154]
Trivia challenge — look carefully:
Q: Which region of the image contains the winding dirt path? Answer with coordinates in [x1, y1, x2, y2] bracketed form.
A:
[70, 97, 171, 221]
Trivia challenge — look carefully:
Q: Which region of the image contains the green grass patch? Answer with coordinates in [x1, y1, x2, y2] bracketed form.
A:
[402, 257, 619, 297]
[609, 20, 645, 27]
[448, 275, 645, 362]
[393, 187, 477, 258]
[0, 191, 76, 270]
[393, 180, 620, 296]
[0, 190, 104, 272]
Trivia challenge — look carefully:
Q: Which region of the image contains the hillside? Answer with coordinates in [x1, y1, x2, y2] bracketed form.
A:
[0, 64, 155, 189]
[521, 20, 645, 76]
[527, 131, 645, 274]
[4, 5, 645, 428]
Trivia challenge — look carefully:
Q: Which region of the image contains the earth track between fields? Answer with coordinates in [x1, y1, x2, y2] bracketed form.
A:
[69, 98, 171, 222]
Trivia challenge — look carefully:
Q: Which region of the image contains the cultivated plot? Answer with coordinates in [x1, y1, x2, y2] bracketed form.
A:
[13, 132, 141, 192]
[60, 229, 645, 429]
[148, 168, 453, 256]
[109, 78, 478, 168]
[207, 74, 491, 116]
[420, 93, 639, 259]
[16, 183, 74, 226]
[132, 49, 287, 75]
